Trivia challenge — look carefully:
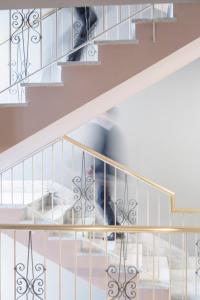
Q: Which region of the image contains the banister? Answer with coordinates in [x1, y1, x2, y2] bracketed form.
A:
[0, 224, 199, 232]
[63, 135, 200, 214]
[63, 135, 175, 197]
[0, 4, 153, 95]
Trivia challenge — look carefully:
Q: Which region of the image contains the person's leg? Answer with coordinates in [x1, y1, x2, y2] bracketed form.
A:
[97, 181, 123, 241]
[68, 7, 97, 61]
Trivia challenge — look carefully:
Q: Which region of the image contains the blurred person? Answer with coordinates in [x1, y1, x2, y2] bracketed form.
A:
[68, 7, 98, 61]
[89, 109, 126, 241]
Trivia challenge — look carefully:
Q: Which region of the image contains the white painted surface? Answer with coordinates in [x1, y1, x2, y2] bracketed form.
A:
[118, 58, 200, 209]
[1, 37, 200, 173]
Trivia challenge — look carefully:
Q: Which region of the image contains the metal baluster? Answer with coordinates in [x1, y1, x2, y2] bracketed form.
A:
[72, 145, 75, 225]
[157, 194, 161, 282]
[105, 230, 108, 300]
[0, 230, 1, 300]
[182, 232, 185, 300]
[32, 156, 34, 223]
[93, 156, 96, 225]
[51, 144, 54, 223]
[11, 168, 13, 205]
[136, 232, 139, 300]
[43, 231, 47, 300]
[0, 173, 2, 205]
[146, 188, 150, 226]
[71, 7, 74, 50]
[59, 232, 62, 300]
[105, 6, 108, 41]
[22, 161, 25, 205]
[89, 232, 92, 300]
[184, 233, 188, 300]
[9, 9, 12, 87]
[40, 8, 43, 68]
[14, 230, 16, 300]
[152, 234, 155, 300]
[103, 6, 105, 32]
[114, 168, 117, 240]
[152, 4, 156, 43]
[74, 231, 77, 300]
[128, 5, 131, 40]
[61, 140, 64, 224]
[195, 233, 198, 297]
[117, 6, 120, 40]
[169, 232, 172, 300]
[42, 150, 44, 214]
[104, 163, 106, 225]
[169, 195, 172, 226]
[136, 179, 139, 225]
[55, 8, 58, 59]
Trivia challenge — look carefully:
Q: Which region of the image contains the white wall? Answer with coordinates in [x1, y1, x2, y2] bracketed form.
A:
[117, 58, 200, 209]
[71, 58, 200, 210]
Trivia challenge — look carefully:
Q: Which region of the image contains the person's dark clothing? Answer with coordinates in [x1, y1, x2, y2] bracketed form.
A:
[90, 120, 124, 226]
[68, 7, 97, 61]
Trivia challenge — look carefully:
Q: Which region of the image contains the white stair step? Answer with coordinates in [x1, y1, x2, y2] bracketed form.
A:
[132, 17, 177, 23]
[0, 103, 28, 107]
[95, 39, 139, 45]
[21, 82, 64, 88]
[58, 61, 101, 67]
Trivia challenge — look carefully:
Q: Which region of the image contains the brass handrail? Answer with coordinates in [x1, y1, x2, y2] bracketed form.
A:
[0, 224, 199, 233]
[63, 135, 200, 214]
[63, 135, 176, 197]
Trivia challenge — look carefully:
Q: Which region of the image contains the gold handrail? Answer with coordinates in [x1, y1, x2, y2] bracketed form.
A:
[63, 135, 176, 198]
[63, 135, 200, 214]
[0, 224, 199, 233]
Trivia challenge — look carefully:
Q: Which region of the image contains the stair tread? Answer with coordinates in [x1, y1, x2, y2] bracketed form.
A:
[95, 39, 139, 45]
[58, 61, 101, 66]
[21, 82, 64, 87]
[132, 17, 177, 23]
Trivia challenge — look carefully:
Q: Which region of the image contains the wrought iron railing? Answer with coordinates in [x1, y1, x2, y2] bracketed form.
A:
[0, 224, 199, 299]
[0, 134, 199, 229]
[0, 3, 174, 103]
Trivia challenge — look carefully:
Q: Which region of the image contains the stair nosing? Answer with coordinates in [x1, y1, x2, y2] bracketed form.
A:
[95, 39, 139, 45]
[57, 61, 101, 67]
[0, 102, 28, 107]
[20, 82, 64, 88]
[132, 17, 177, 24]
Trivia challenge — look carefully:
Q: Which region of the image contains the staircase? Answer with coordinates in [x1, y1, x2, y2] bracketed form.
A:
[1, 3, 200, 156]
[0, 135, 199, 298]
[0, 3, 200, 299]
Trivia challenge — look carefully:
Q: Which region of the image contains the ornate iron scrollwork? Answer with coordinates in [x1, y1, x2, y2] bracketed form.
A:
[11, 9, 41, 45]
[72, 152, 95, 216]
[106, 238, 139, 299]
[116, 175, 138, 225]
[9, 8, 42, 94]
[15, 231, 46, 299]
[196, 240, 200, 277]
[72, 17, 97, 59]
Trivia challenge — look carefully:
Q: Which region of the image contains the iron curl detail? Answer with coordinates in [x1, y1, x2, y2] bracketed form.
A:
[106, 264, 138, 300]
[15, 231, 46, 299]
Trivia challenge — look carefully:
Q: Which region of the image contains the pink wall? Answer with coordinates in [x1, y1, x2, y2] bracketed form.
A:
[0, 4, 200, 153]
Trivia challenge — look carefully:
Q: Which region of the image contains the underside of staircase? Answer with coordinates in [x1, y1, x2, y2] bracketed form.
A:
[0, 4, 200, 163]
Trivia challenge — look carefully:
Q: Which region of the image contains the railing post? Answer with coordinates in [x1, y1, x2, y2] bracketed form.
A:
[40, 8, 43, 69]
[9, 9, 12, 88]
[152, 4, 156, 43]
